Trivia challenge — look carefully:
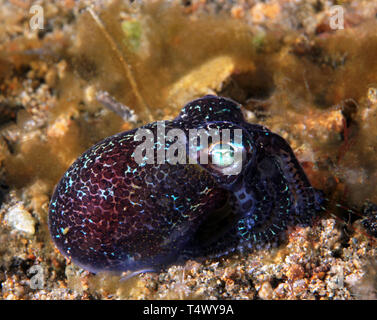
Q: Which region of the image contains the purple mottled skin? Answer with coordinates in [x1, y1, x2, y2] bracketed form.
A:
[48, 95, 323, 273]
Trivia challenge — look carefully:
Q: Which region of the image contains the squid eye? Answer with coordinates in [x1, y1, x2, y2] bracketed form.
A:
[209, 143, 236, 167]
[208, 142, 247, 176]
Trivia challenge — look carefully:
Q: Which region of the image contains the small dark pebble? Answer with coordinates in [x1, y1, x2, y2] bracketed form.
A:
[361, 201, 377, 238]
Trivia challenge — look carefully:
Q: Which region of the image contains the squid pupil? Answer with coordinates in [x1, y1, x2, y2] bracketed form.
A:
[210, 143, 235, 167]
